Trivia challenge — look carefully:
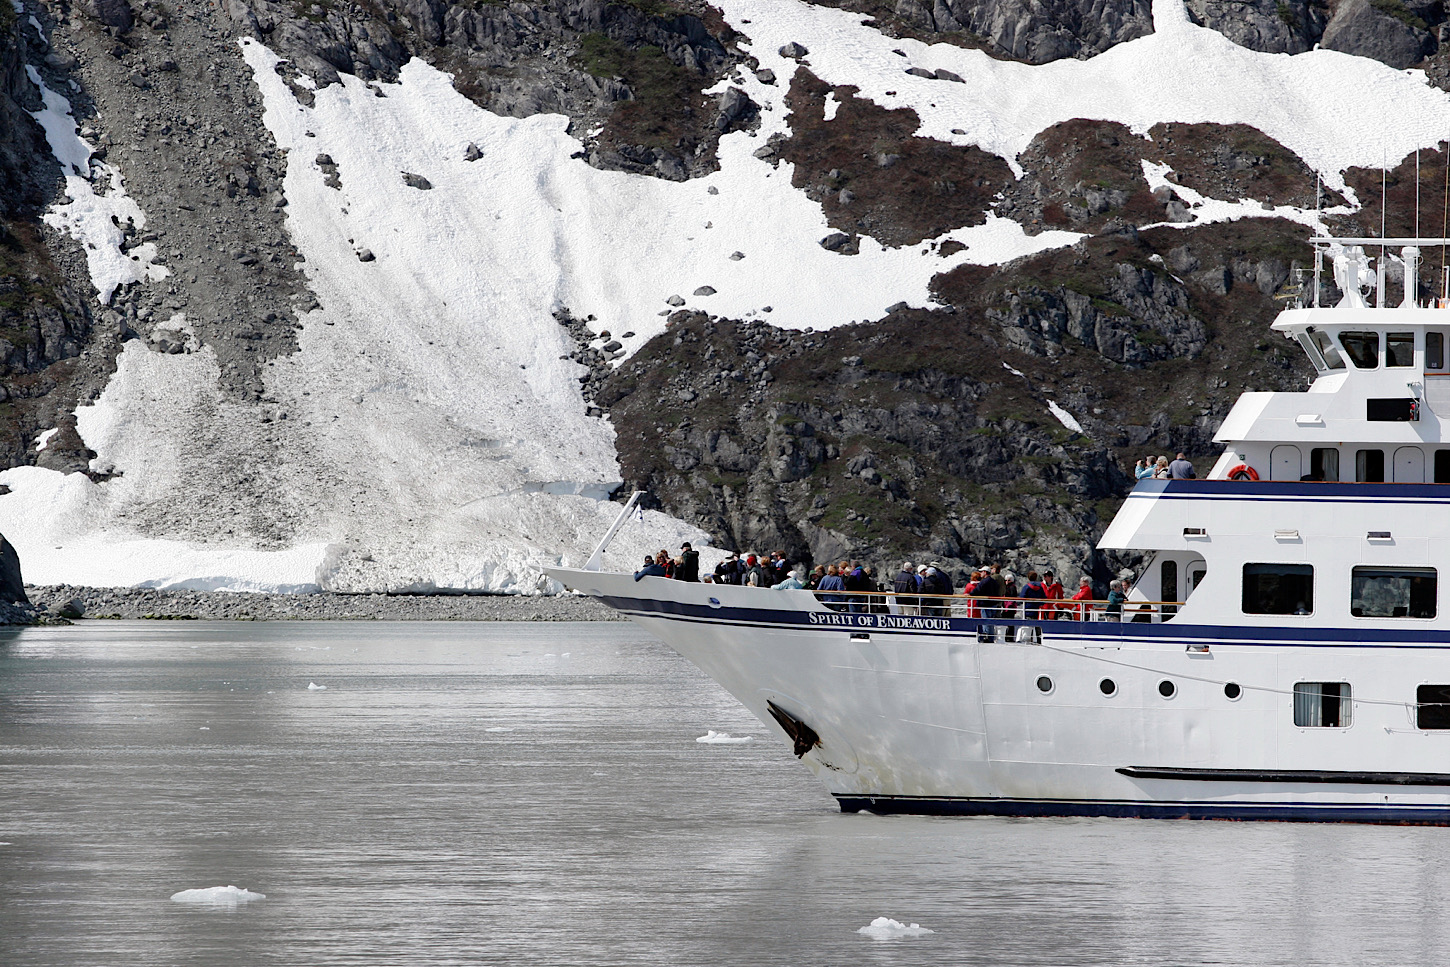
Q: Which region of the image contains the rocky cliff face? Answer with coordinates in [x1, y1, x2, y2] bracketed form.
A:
[4, 0, 1450, 588]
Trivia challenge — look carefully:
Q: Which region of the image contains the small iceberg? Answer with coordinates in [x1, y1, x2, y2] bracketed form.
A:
[307, 682, 327, 690]
[696, 730, 752, 744]
[170, 886, 266, 906]
[484, 726, 513, 733]
[858, 917, 934, 940]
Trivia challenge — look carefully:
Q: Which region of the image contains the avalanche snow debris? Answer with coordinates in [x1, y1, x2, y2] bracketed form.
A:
[719, 0, 1450, 193]
[25, 67, 168, 304]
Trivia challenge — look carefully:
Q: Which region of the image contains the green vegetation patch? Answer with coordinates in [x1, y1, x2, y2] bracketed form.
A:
[574, 34, 703, 150]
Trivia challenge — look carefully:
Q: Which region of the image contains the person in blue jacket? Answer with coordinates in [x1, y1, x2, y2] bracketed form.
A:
[634, 556, 668, 581]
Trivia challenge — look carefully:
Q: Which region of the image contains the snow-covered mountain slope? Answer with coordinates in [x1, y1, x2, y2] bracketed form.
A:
[6, 0, 1450, 591]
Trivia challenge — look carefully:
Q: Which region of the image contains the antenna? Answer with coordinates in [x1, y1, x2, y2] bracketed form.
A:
[1442, 141, 1449, 303]
[1417, 147, 1421, 239]
[1382, 149, 1388, 307]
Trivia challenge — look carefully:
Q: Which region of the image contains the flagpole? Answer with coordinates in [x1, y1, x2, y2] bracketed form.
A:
[585, 491, 646, 570]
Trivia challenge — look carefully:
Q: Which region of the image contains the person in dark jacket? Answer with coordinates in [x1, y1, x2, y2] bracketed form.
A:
[816, 565, 846, 610]
[921, 563, 952, 616]
[634, 556, 667, 581]
[973, 569, 1004, 640]
[843, 561, 871, 612]
[677, 543, 700, 582]
[893, 561, 918, 615]
[1020, 570, 1047, 642]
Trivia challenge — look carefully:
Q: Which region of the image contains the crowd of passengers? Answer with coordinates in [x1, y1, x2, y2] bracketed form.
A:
[1133, 452, 1196, 480]
[634, 543, 1141, 622]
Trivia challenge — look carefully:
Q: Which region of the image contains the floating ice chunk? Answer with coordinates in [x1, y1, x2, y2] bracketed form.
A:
[1001, 363, 1025, 378]
[307, 682, 327, 690]
[199, 726, 210, 731]
[1046, 401, 1082, 434]
[696, 730, 753, 744]
[170, 886, 266, 906]
[858, 917, 934, 940]
[484, 726, 513, 732]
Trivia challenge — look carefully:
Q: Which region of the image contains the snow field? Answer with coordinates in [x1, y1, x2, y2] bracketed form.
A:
[724, 0, 1450, 196]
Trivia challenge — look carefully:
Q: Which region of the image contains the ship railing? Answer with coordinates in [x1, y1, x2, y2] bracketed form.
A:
[810, 590, 1186, 624]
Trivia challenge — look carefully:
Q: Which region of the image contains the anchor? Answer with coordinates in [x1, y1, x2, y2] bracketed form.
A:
[766, 699, 821, 758]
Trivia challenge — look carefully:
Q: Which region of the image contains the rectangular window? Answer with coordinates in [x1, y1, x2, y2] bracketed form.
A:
[1311, 330, 1347, 370]
[1243, 563, 1313, 615]
[1339, 331, 1380, 369]
[1356, 449, 1385, 482]
[1429, 332, 1446, 370]
[1350, 566, 1436, 618]
[1437, 450, 1450, 484]
[1416, 685, 1450, 730]
[1387, 332, 1415, 367]
[1294, 682, 1352, 728]
[1367, 398, 1419, 422]
[1310, 447, 1339, 482]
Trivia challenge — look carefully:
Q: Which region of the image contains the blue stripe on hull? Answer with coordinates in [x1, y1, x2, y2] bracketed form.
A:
[835, 795, 1450, 824]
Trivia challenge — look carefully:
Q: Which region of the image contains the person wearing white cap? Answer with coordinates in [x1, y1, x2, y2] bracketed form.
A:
[772, 569, 804, 590]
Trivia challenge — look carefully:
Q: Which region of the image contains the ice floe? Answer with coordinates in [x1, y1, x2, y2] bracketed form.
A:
[696, 730, 753, 744]
[307, 682, 327, 690]
[170, 886, 266, 906]
[858, 917, 934, 939]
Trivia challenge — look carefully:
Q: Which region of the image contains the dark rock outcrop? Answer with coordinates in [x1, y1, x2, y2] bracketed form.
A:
[0, 533, 28, 604]
[1321, 0, 1437, 68]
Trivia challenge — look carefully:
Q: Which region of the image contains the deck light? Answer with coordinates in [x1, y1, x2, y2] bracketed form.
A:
[1275, 529, 1300, 540]
[1367, 531, 1393, 541]
[1183, 527, 1208, 537]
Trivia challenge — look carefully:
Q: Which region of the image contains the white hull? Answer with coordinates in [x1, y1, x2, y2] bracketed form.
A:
[548, 567, 1450, 822]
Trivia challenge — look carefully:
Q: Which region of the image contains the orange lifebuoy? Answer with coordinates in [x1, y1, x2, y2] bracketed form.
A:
[1227, 464, 1259, 481]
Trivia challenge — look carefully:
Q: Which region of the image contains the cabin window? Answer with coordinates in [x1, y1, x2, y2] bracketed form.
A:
[1429, 332, 1446, 370]
[1350, 566, 1436, 618]
[1293, 682, 1352, 728]
[1416, 685, 1450, 729]
[1356, 449, 1385, 482]
[1296, 334, 1328, 373]
[1339, 331, 1380, 369]
[1310, 447, 1340, 482]
[1437, 450, 1450, 483]
[1161, 560, 1178, 617]
[1310, 330, 1347, 370]
[1242, 563, 1313, 615]
[1387, 332, 1415, 367]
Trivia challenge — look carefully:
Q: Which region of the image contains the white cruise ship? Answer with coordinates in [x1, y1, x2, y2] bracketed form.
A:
[547, 236, 1450, 823]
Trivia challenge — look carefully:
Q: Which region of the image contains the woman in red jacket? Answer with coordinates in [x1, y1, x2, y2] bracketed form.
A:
[1069, 576, 1094, 619]
[1042, 570, 1065, 619]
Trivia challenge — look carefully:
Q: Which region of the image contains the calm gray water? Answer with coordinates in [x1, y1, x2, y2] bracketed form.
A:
[2, 620, 1448, 966]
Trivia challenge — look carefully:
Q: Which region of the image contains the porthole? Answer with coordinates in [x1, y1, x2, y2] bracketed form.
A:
[1158, 679, 1177, 699]
[1099, 678, 1117, 696]
[1036, 676, 1053, 694]
[1224, 682, 1242, 700]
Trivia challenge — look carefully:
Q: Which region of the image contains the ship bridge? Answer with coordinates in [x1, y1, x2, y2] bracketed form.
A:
[1210, 238, 1450, 485]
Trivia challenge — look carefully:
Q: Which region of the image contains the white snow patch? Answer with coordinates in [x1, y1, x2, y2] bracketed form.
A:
[822, 90, 839, 122]
[858, 917, 934, 940]
[307, 682, 327, 690]
[696, 730, 753, 744]
[1046, 401, 1083, 433]
[170, 886, 266, 906]
[33, 428, 57, 452]
[719, 0, 1450, 193]
[1001, 362, 1025, 378]
[25, 66, 168, 304]
[28, 14, 44, 38]
[1138, 159, 1350, 231]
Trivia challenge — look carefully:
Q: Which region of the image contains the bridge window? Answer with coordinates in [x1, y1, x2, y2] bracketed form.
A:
[1294, 682, 1351, 728]
[1416, 685, 1450, 729]
[1350, 566, 1436, 618]
[1387, 332, 1415, 367]
[1339, 331, 1380, 369]
[1243, 563, 1313, 615]
[1310, 330, 1346, 370]
[1310, 447, 1339, 482]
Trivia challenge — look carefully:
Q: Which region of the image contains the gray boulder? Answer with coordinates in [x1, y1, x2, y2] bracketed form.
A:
[1184, 0, 1328, 54]
[1321, 0, 1434, 68]
[778, 42, 809, 58]
[79, 0, 135, 31]
[0, 535, 27, 605]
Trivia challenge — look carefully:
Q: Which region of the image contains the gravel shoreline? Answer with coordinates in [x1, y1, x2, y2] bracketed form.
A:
[23, 586, 626, 622]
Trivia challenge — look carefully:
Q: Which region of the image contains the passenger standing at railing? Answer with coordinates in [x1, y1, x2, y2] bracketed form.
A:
[844, 561, 871, 612]
[1019, 571, 1047, 643]
[1106, 580, 1126, 618]
[921, 563, 952, 617]
[1070, 577, 1093, 618]
[893, 562, 919, 615]
[962, 570, 982, 619]
[817, 565, 846, 608]
[1043, 571, 1064, 618]
[973, 569, 1004, 640]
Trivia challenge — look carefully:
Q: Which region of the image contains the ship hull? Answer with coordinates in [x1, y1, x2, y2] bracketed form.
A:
[548, 567, 1450, 824]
